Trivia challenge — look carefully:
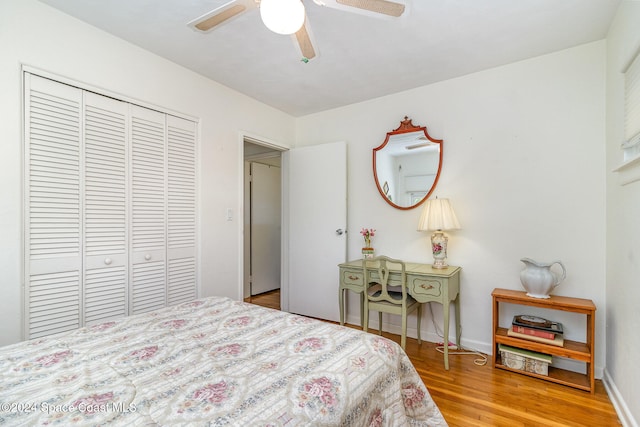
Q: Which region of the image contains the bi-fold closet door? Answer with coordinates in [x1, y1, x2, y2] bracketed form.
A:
[129, 106, 198, 313]
[24, 73, 197, 339]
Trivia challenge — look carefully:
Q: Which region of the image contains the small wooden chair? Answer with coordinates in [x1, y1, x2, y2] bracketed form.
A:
[362, 256, 422, 349]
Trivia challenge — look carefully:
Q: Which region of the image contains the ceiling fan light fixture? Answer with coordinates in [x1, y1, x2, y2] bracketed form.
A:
[260, 0, 306, 35]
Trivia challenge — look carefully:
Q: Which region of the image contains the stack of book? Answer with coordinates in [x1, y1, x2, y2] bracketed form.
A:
[507, 314, 564, 347]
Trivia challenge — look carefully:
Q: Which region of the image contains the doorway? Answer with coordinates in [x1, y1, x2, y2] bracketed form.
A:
[238, 137, 347, 319]
[243, 140, 283, 298]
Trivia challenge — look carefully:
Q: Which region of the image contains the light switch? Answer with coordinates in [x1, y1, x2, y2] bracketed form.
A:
[226, 208, 233, 221]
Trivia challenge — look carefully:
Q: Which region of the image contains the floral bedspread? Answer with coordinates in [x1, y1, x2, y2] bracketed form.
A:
[0, 297, 447, 426]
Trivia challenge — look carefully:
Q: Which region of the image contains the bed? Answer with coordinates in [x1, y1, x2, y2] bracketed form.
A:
[0, 296, 447, 426]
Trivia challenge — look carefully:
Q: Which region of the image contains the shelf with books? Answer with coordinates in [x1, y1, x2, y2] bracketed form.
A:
[491, 288, 596, 393]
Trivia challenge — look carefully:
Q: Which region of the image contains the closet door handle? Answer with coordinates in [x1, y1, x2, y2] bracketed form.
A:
[145, 254, 151, 261]
[104, 258, 112, 265]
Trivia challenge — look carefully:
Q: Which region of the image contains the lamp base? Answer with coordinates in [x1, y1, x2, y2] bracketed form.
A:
[431, 231, 449, 269]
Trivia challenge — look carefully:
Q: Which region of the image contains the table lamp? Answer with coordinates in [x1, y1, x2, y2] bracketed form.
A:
[417, 198, 460, 269]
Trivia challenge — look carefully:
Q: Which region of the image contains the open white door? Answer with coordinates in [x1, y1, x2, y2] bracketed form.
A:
[283, 141, 347, 321]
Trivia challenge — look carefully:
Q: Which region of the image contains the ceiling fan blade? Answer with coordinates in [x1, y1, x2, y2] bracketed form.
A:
[336, 0, 405, 17]
[312, 0, 406, 20]
[188, 0, 257, 32]
[295, 21, 317, 61]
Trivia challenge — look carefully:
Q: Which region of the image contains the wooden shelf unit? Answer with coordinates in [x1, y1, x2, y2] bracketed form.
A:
[492, 288, 596, 393]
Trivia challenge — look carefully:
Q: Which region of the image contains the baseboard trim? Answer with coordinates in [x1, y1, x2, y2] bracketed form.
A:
[603, 368, 638, 427]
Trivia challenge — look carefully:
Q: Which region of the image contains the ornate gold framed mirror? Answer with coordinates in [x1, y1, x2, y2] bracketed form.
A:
[373, 117, 443, 210]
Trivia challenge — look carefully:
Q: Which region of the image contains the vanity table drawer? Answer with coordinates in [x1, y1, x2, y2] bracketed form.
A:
[341, 269, 364, 287]
[410, 277, 443, 298]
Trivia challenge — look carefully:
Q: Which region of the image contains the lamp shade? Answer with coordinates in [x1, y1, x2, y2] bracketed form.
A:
[260, 0, 305, 35]
[417, 198, 461, 231]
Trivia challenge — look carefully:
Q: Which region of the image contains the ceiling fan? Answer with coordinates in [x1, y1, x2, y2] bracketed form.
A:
[187, 0, 407, 62]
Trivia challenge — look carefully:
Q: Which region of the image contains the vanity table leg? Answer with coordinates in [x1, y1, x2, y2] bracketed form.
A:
[443, 299, 450, 370]
[417, 304, 422, 344]
[359, 293, 364, 329]
[339, 288, 345, 326]
[455, 295, 461, 349]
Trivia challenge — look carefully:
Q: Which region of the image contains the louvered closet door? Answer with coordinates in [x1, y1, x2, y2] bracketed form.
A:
[83, 92, 129, 325]
[167, 115, 197, 305]
[130, 105, 167, 314]
[24, 74, 83, 338]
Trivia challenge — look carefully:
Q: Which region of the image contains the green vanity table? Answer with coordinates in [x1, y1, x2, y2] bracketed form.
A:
[338, 260, 461, 369]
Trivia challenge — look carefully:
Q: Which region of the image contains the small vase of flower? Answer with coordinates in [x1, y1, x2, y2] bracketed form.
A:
[360, 228, 376, 259]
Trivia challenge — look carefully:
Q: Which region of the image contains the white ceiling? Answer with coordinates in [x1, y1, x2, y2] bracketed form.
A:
[38, 0, 620, 117]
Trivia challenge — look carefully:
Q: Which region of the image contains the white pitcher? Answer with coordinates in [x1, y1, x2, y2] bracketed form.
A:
[519, 258, 566, 299]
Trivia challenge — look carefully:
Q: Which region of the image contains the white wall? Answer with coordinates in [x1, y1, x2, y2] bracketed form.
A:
[297, 41, 608, 375]
[0, 0, 295, 346]
[605, 2, 640, 426]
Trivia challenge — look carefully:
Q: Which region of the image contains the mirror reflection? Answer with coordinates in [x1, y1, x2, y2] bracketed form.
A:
[373, 117, 442, 210]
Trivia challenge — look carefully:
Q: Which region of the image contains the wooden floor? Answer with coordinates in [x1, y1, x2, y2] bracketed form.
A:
[245, 290, 621, 427]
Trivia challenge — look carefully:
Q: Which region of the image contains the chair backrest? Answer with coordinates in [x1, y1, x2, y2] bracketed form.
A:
[363, 256, 407, 305]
